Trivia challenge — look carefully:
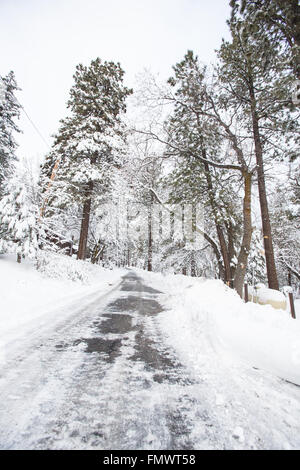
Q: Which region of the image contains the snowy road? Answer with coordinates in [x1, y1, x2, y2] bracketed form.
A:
[0, 271, 201, 449]
[0, 271, 299, 450]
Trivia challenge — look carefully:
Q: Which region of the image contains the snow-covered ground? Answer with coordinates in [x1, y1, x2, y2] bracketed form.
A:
[0, 257, 300, 450]
[0, 253, 124, 355]
[295, 299, 300, 319]
[137, 270, 300, 449]
[139, 270, 300, 386]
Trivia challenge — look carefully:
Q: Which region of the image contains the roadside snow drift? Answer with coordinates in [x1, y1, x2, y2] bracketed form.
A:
[248, 285, 287, 310]
[200, 280, 300, 386]
[0, 253, 123, 348]
[141, 271, 300, 386]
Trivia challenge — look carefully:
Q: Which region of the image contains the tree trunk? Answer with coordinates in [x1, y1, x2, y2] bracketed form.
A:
[291, 0, 300, 80]
[234, 172, 252, 297]
[91, 239, 103, 264]
[181, 206, 187, 277]
[170, 210, 175, 239]
[288, 268, 292, 286]
[190, 252, 196, 277]
[282, 261, 300, 282]
[147, 195, 153, 271]
[226, 220, 236, 282]
[203, 158, 232, 284]
[40, 157, 61, 218]
[190, 204, 197, 277]
[77, 182, 93, 261]
[249, 84, 279, 290]
[159, 210, 163, 237]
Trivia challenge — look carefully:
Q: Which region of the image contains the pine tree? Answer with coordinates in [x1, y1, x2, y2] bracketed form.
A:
[216, 14, 297, 290]
[246, 228, 267, 286]
[230, 0, 300, 80]
[0, 71, 21, 196]
[270, 178, 300, 287]
[0, 174, 39, 262]
[159, 51, 254, 296]
[40, 59, 132, 260]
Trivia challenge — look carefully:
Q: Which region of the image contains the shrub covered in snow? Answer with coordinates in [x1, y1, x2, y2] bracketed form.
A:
[37, 251, 106, 284]
[0, 176, 39, 261]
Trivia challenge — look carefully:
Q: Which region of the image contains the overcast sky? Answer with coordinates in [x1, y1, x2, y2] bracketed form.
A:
[0, 0, 231, 161]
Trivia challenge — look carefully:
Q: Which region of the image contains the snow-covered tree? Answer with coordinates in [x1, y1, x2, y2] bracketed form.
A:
[0, 173, 39, 262]
[270, 178, 300, 289]
[40, 58, 132, 260]
[221, 0, 300, 292]
[139, 52, 255, 295]
[0, 71, 21, 196]
[246, 228, 267, 286]
[230, 0, 300, 80]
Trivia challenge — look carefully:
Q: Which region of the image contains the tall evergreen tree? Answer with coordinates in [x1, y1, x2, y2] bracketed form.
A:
[216, 14, 296, 290]
[230, 0, 300, 80]
[0, 71, 21, 196]
[270, 177, 300, 287]
[0, 173, 39, 262]
[153, 51, 254, 296]
[40, 59, 132, 260]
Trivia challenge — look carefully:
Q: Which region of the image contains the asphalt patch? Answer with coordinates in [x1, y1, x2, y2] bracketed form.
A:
[106, 296, 163, 316]
[73, 337, 122, 362]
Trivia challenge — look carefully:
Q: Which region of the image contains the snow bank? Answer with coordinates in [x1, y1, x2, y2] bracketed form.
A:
[140, 271, 300, 386]
[201, 281, 300, 385]
[296, 299, 300, 319]
[248, 285, 287, 310]
[0, 253, 123, 346]
[37, 251, 108, 284]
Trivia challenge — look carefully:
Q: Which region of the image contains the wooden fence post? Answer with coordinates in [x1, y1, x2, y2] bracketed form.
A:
[289, 292, 296, 319]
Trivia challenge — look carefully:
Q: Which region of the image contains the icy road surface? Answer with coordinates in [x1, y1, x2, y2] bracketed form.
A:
[0, 271, 299, 450]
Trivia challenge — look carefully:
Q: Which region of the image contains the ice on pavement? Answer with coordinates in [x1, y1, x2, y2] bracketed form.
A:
[0, 253, 124, 348]
[0, 257, 299, 450]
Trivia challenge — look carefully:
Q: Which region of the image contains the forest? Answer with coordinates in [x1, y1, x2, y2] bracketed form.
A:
[0, 0, 299, 299]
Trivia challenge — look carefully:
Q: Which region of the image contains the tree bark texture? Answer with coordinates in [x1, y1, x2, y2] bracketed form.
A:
[249, 84, 279, 290]
[77, 182, 93, 261]
[234, 172, 253, 297]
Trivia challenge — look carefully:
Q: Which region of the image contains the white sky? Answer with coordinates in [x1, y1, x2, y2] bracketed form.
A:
[0, 0, 231, 161]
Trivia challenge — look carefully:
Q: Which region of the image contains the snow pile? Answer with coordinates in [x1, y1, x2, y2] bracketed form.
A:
[0, 253, 123, 347]
[141, 271, 300, 386]
[256, 286, 286, 306]
[248, 285, 287, 310]
[37, 251, 106, 284]
[296, 299, 300, 318]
